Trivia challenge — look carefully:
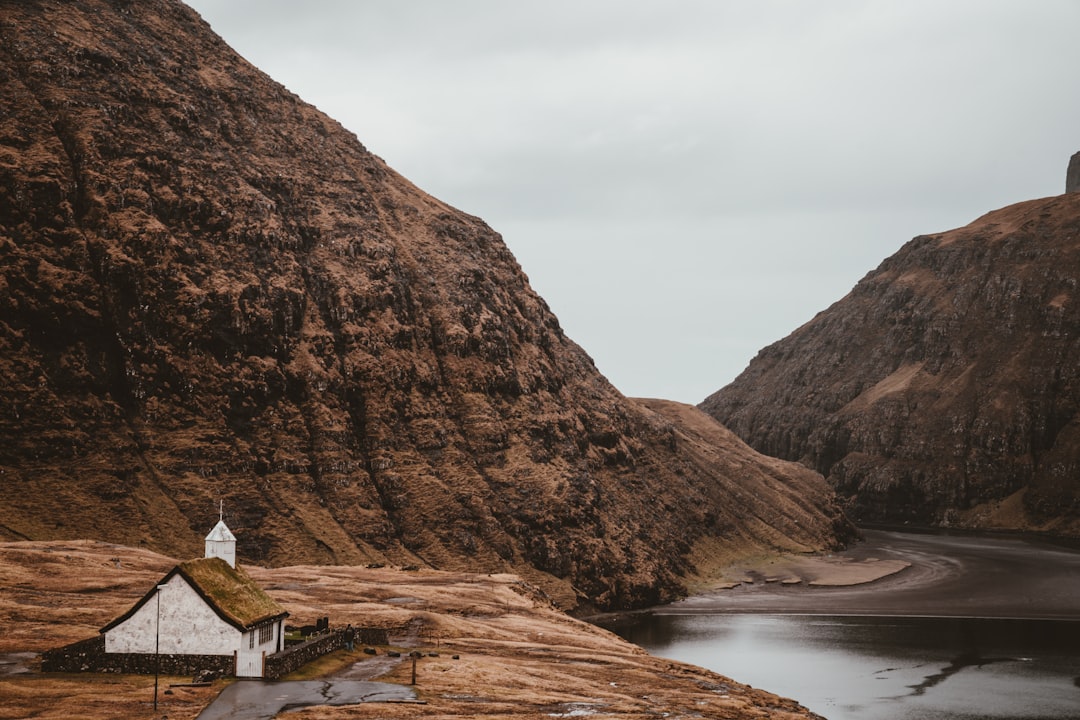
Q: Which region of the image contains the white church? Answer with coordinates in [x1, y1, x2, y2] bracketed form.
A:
[99, 517, 288, 678]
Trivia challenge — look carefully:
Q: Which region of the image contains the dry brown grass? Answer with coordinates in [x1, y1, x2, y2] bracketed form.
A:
[0, 540, 823, 719]
[0, 672, 220, 720]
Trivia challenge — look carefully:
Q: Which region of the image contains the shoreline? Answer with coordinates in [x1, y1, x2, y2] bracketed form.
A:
[701, 553, 912, 589]
[630, 528, 1080, 622]
[856, 521, 1080, 549]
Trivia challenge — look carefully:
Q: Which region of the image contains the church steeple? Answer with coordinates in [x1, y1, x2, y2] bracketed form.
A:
[204, 501, 236, 568]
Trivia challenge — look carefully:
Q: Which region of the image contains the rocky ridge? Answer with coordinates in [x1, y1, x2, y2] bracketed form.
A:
[0, 0, 852, 612]
[702, 190, 1080, 535]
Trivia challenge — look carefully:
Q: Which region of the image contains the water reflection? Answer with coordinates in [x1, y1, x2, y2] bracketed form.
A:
[903, 651, 1016, 698]
[611, 614, 1080, 720]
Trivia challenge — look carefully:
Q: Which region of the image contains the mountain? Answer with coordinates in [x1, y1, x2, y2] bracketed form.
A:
[702, 188, 1080, 537]
[0, 0, 852, 611]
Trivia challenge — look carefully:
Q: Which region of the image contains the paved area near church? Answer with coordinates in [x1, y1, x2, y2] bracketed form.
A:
[0, 653, 35, 676]
[196, 679, 417, 720]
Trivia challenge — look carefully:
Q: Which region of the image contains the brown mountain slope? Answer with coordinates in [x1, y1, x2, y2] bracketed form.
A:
[0, 0, 851, 611]
[701, 191, 1080, 537]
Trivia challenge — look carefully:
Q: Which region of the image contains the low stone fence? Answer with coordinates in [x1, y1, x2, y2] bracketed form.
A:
[42, 626, 392, 679]
[41, 635, 232, 677]
[264, 630, 341, 680]
[357, 627, 389, 646]
[263, 627, 388, 679]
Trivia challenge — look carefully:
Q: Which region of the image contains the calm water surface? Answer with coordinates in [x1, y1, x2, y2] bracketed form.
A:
[615, 614, 1080, 719]
[611, 531, 1080, 720]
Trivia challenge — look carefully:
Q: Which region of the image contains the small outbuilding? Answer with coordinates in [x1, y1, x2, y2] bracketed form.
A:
[99, 520, 288, 678]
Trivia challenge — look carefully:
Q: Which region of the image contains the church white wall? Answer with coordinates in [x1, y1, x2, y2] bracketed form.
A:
[205, 538, 236, 568]
[104, 575, 239, 655]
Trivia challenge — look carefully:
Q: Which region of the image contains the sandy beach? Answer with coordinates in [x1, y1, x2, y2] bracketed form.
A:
[709, 551, 911, 588]
[671, 529, 1080, 619]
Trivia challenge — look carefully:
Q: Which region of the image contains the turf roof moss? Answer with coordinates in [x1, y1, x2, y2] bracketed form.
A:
[178, 557, 285, 628]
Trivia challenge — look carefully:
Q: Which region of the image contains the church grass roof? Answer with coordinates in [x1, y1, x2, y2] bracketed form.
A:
[177, 557, 286, 629]
[100, 557, 287, 634]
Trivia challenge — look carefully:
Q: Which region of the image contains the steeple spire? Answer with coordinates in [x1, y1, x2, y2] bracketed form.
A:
[205, 502, 237, 568]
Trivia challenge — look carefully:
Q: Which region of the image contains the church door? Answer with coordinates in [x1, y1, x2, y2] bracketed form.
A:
[236, 632, 264, 678]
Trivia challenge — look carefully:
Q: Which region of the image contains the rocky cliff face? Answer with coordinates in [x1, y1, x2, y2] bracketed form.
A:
[702, 191, 1080, 536]
[1067, 152, 1080, 194]
[0, 0, 852, 611]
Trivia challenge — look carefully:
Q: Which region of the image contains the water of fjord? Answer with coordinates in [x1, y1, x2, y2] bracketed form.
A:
[610, 531, 1080, 719]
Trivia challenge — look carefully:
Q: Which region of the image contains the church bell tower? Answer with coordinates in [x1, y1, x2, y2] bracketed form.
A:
[204, 501, 237, 568]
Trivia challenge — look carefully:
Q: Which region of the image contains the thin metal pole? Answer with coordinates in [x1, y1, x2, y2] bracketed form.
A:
[154, 588, 160, 711]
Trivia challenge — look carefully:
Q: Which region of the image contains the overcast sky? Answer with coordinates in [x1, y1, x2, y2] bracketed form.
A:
[185, 1, 1080, 403]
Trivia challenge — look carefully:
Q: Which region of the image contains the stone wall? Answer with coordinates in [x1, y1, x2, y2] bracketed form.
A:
[41, 635, 233, 676]
[263, 630, 342, 680]
[42, 626, 391, 679]
[263, 627, 389, 680]
[358, 627, 389, 646]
